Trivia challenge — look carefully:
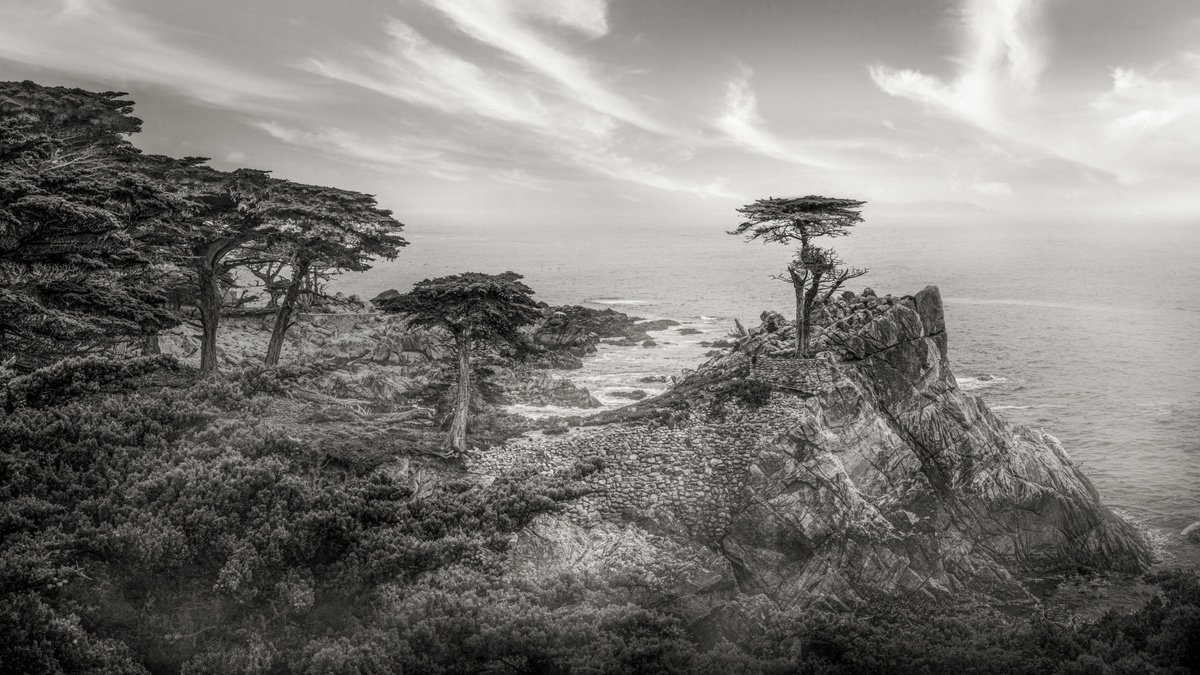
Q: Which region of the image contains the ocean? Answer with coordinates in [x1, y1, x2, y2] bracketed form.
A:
[338, 216, 1200, 567]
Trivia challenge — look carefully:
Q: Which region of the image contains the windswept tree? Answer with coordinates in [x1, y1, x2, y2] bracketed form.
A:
[374, 272, 541, 454]
[731, 196, 868, 357]
[0, 80, 177, 367]
[141, 160, 281, 374]
[256, 183, 406, 366]
[144, 159, 405, 374]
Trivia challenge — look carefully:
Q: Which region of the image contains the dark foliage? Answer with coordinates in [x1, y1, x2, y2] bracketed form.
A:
[0, 81, 179, 366]
[0, 366, 598, 673]
[727, 378, 773, 408]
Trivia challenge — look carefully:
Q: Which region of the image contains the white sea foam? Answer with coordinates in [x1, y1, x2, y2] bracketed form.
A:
[957, 374, 1009, 391]
[993, 404, 1060, 411]
[584, 298, 654, 306]
[505, 403, 597, 419]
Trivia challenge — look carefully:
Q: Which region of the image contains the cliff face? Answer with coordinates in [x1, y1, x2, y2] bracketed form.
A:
[724, 286, 1149, 607]
[485, 286, 1150, 614]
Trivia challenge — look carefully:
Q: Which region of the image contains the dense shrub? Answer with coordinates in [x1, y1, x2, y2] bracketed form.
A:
[1, 363, 1197, 673]
[712, 378, 773, 410]
[1, 354, 177, 411]
[0, 368, 597, 673]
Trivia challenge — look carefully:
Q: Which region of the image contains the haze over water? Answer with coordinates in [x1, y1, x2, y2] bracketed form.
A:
[343, 217, 1200, 564]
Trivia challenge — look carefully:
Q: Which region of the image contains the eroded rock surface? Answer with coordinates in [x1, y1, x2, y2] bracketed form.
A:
[482, 285, 1150, 619]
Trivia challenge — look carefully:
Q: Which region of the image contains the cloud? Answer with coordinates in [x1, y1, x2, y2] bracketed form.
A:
[867, 0, 1200, 209]
[1093, 55, 1200, 144]
[0, 0, 302, 109]
[868, 0, 1045, 133]
[304, 11, 730, 198]
[307, 21, 555, 129]
[416, 0, 672, 135]
[716, 66, 841, 169]
[254, 122, 472, 181]
[971, 181, 1013, 196]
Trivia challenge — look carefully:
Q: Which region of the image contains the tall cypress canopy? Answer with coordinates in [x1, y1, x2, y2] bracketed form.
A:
[0, 81, 176, 366]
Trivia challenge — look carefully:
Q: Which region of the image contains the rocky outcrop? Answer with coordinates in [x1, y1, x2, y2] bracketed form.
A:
[532, 306, 679, 360]
[491, 369, 602, 409]
[484, 285, 1150, 617]
[722, 286, 1149, 607]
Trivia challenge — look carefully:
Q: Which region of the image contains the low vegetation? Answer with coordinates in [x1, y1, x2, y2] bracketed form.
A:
[0, 359, 1195, 673]
[2, 78, 1196, 673]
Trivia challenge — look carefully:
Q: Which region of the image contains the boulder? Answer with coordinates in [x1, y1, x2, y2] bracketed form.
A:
[369, 288, 401, 306]
[1183, 521, 1200, 544]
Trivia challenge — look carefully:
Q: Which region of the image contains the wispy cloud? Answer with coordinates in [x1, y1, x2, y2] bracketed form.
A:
[307, 21, 555, 129]
[302, 5, 731, 197]
[868, 0, 1045, 134]
[716, 66, 841, 169]
[416, 0, 673, 135]
[867, 0, 1200, 206]
[1093, 54, 1200, 143]
[0, 0, 302, 110]
[254, 122, 472, 181]
[971, 180, 1012, 196]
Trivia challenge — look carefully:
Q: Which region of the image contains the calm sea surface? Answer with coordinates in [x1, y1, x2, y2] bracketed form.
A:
[339, 217, 1200, 566]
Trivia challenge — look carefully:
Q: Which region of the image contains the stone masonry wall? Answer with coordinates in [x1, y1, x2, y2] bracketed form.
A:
[469, 398, 811, 543]
[749, 357, 840, 393]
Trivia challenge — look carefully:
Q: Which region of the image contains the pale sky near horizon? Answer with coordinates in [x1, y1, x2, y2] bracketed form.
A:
[1, 0, 1198, 229]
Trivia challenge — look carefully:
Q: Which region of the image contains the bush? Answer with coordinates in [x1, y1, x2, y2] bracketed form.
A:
[0, 372, 597, 673]
[2, 362, 1197, 673]
[719, 378, 772, 408]
[1, 354, 177, 411]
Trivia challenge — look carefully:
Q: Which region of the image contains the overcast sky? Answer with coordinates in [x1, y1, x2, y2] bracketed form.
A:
[2, 0, 1198, 228]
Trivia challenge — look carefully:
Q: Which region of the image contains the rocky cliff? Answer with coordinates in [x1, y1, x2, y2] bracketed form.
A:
[478, 285, 1151, 618]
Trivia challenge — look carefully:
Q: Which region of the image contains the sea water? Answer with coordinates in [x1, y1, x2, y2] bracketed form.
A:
[339, 216, 1200, 566]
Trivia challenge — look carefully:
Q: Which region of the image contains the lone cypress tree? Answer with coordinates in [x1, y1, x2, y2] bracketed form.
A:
[731, 196, 868, 357]
[374, 272, 541, 454]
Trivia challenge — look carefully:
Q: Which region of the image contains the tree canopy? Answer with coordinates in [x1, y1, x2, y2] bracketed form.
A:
[731, 195, 866, 246]
[731, 195, 868, 357]
[376, 271, 541, 344]
[0, 81, 178, 366]
[375, 271, 541, 453]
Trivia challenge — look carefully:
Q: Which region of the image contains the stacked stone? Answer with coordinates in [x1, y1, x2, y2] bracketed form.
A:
[749, 358, 840, 392]
[468, 394, 818, 542]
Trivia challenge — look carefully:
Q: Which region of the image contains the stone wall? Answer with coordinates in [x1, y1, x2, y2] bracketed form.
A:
[749, 357, 840, 393]
[469, 404, 807, 542]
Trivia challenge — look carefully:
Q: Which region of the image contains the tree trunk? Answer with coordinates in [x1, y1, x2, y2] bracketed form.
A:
[445, 331, 472, 454]
[140, 333, 160, 356]
[799, 272, 822, 359]
[197, 260, 222, 376]
[264, 258, 310, 367]
[789, 267, 805, 356]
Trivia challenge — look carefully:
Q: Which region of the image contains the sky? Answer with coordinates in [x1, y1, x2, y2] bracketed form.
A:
[1, 0, 1198, 229]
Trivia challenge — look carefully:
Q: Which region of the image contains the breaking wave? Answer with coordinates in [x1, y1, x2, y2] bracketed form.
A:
[957, 374, 1010, 391]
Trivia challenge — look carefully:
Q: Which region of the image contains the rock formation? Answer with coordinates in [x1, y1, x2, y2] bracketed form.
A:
[479, 286, 1151, 618]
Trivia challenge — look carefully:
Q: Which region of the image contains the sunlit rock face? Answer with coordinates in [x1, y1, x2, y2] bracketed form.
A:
[725, 286, 1150, 607]
[498, 285, 1151, 614]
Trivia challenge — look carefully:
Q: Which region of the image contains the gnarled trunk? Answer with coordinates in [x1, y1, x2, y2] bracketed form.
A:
[445, 331, 472, 454]
[799, 270, 823, 359]
[789, 267, 805, 356]
[264, 257, 310, 367]
[140, 333, 160, 356]
[197, 260, 222, 376]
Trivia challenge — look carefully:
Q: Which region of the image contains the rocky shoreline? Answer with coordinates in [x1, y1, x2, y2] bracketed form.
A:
[156, 286, 1166, 619]
[465, 286, 1152, 623]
